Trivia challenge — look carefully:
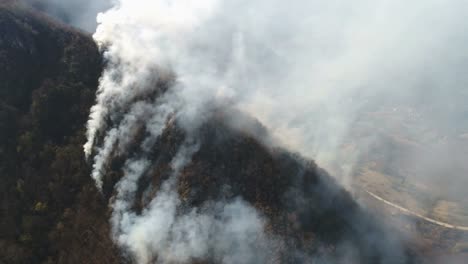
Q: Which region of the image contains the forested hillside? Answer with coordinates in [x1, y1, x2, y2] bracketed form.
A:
[0, 3, 121, 263]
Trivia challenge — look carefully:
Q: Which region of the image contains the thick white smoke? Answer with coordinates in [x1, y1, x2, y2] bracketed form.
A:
[110, 139, 276, 263]
[84, 0, 468, 262]
[84, 2, 282, 259]
[87, 0, 468, 189]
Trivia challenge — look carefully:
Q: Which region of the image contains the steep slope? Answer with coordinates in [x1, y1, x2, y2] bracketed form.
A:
[93, 105, 418, 263]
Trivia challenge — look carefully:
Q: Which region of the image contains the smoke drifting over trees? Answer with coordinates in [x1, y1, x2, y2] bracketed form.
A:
[2, 0, 468, 263]
[25, 0, 468, 198]
[86, 0, 468, 215]
[81, 0, 468, 263]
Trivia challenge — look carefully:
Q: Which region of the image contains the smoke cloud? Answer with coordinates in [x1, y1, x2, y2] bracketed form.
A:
[87, 0, 468, 191]
[83, 0, 468, 262]
[23, 0, 112, 31]
[110, 139, 277, 263]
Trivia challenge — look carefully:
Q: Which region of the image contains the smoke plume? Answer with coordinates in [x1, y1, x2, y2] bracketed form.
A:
[87, 0, 468, 192]
[83, 0, 468, 263]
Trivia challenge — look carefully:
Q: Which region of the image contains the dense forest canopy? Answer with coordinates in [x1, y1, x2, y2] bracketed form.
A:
[0, 3, 123, 263]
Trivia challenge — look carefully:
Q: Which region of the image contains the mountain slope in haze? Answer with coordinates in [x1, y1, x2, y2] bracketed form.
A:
[0, 3, 419, 264]
[100, 110, 419, 263]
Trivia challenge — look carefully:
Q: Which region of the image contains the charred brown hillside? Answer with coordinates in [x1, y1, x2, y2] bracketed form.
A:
[97, 108, 420, 263]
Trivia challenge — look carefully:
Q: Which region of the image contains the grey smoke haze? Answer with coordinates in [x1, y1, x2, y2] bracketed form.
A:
[24, 0, 111, 31]
[87, 0, 468, 192]
[82, 0, 468, 262]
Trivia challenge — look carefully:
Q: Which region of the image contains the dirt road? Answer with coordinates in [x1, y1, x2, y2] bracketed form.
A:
[364, 190, 468, 231]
